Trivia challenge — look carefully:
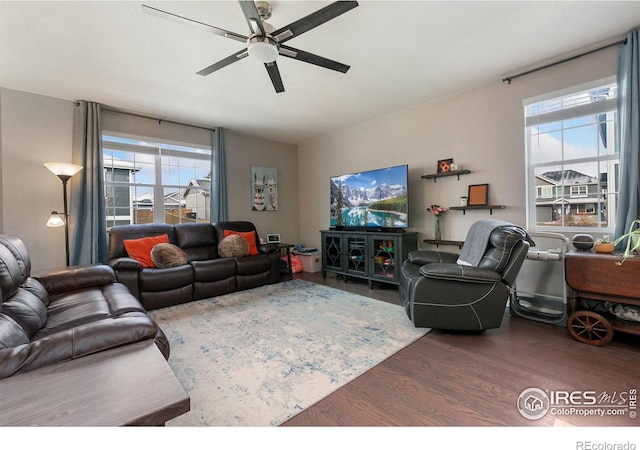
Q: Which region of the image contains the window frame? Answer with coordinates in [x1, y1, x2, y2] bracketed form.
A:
[102, 132, 212, 228]
[570, 185, 588, 197]
[524, 76, 619, 233]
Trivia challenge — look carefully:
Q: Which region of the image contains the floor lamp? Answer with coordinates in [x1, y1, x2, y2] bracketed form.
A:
[44, 162, 84, 266]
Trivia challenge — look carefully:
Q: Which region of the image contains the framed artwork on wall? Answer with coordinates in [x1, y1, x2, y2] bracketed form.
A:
[468, 183, 489, 206]
[437, 158, 454, 173]
[251, 166, 278, 211]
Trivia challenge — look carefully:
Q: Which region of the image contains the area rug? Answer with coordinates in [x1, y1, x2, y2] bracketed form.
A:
[148, 279, 429, 426]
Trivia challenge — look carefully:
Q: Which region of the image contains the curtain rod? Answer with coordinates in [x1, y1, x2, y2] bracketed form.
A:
[88, 102, 217, 132]
[502, 37, 627, 85]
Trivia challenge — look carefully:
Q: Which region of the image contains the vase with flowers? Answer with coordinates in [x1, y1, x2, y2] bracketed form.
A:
[427, 204, 447, 240]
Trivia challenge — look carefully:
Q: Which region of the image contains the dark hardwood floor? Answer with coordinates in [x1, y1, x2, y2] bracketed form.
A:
[280, 271, 640, 427]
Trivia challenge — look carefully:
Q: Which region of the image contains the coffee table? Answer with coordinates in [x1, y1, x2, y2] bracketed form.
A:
[0, 341, 189, 426]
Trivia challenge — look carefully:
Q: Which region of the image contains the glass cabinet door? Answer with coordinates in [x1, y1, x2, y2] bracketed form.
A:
[323, 234, 343, 272]
[345, 235, 367, 275]
[370, 237, 397, 281]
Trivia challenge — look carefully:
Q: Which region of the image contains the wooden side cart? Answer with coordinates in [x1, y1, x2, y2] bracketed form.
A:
[564, 250, 640, 346]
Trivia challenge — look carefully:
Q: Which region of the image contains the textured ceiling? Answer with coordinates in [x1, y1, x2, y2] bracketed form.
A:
[1, 1, 639, 144]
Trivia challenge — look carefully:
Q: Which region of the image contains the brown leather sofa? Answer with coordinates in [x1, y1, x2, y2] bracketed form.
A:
[0, 234, 169, 380]
[108, 221, 281, 311]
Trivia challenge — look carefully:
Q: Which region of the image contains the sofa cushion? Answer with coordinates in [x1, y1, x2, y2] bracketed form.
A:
[109, 224, 176, 259]
[139, 265, 194, 292]
[151, 243, 189, 268]
[175, 223, 218, 261]
[123, 234, 169, 268]
[218, 235, 251, 258]
[35, 288, 111, 339]
[0, 314, 30, 349]
[223, 230, 259, 255]
[191, 258, 237, 282]
[0, 287, 48, 338]
[0, 244, 24, 304]
[35, 265, 115, 295]
[0, 234, 32, 282]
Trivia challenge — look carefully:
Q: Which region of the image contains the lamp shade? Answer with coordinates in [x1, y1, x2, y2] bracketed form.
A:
[44, 162, 83, 178]
[46, 211, 65, 227]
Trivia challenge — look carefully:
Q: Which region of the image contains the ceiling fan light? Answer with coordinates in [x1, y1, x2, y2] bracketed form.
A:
[247, 36, 279, 63]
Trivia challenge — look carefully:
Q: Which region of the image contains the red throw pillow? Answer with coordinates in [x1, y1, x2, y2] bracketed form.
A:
[123, 234, 170, 268]
[223, 230, 259, 256]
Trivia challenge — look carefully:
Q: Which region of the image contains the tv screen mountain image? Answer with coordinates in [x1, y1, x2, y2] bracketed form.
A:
[330, 165, 409, 229]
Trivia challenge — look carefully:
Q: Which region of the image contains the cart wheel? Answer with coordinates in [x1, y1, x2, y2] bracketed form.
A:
[567, 311, 613, 346]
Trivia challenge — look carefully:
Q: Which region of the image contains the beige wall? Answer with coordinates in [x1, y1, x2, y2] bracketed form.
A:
[297, 46, 619, 250]
[0, 45, 620, 269]
[0, 88, 74, 271]
[0, 88, 298, 270]
[224, 130, 299, 245]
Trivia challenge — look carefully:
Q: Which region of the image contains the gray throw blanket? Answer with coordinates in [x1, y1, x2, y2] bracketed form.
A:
[456, 220, 533, 267]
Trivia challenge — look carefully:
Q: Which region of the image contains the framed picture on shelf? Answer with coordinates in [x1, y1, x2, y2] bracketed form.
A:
[266, 234, 281, 244]
[437, 158, 454, 173]
[468, 183, 489, 206]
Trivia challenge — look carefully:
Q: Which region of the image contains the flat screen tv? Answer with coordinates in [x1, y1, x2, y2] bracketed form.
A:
[330, 164, 409, 230]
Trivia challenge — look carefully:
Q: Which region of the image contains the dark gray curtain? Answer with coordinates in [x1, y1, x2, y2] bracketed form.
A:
[210, 128, 228, 223]
[70, 101, 107, 264]
[615, 30, 640, 245]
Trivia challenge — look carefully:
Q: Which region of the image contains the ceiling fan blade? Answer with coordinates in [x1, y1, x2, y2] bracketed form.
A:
[272, 1, 358, 44]
[142, 4, 247, 43]
[197, 49, 249, 76]
[279, 45, 350, 73]
[264, 62, 285, 93]
[238, 1, 266, 36]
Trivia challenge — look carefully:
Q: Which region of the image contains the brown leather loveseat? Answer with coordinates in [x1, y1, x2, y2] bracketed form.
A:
[0, 234, 169, 380]
[107, 221, 280, 311]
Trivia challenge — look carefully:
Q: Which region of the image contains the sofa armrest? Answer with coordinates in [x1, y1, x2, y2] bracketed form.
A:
[419, 263, 502, 283]
[408, 250, 458, 265]
[34, 265, 117, 295]
[0, 313, 159, 379]
[109, 257, 143, 271]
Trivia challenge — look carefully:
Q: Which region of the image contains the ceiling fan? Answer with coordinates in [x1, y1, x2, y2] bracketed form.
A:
[142, 1, 359, 93]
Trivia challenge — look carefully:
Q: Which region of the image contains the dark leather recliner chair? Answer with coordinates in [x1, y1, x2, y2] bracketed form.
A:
[399, 221, 533, 331]
[0, 234, 169, 379]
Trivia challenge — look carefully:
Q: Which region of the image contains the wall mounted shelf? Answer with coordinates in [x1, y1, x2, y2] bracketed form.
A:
[449, 205, 506, 215]
[421, 169, 471, 182]
[423, 239, 465, 249]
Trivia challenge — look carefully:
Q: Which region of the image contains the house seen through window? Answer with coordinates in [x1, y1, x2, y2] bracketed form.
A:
[525, 77, 619, 231]
[102, 134, 212, 229]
